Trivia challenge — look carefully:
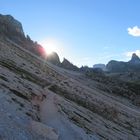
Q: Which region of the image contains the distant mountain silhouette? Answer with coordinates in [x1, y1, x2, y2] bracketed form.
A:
[129, 53, 140, 64]
[93, 64, 106, 71]
[106, 53, 140, 72]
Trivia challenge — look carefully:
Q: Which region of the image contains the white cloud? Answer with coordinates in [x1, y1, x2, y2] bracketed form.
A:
[125, 50, 140, 57]
[127, 26, 140, 37]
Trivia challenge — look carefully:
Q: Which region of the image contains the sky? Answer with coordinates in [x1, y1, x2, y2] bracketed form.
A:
[0, 0, 140, 67]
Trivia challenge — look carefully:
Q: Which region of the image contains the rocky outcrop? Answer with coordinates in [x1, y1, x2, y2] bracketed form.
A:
[0, 33, 70, 139]
[0, 14, 140, 140]
[0, 14, 25, 40]
[0, 14, 46, 58]
[106, 60, 126, 72]
[0, 14, 80, 69]
[129, 53, 140, 64]
[61, 58, 79, 71]
[47, 52, 61, 65]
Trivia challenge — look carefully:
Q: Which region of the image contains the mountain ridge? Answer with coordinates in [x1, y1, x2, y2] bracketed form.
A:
[106, 53, 140, 73]
[0, 14, 140, 140]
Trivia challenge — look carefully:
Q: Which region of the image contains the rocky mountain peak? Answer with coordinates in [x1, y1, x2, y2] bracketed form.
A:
[129, 53, 140, 64]
[46, 52, 61, 65]
[62, 58, 70, 64]
[0, 14, 24, 37]
[0, 14, 47, 58]
[106, 53, 140, 73]
[0, 14, 140, 140]
[61, 58, 79, 71]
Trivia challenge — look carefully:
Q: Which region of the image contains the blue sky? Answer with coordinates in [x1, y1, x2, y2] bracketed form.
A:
[0, 0, 140, 67]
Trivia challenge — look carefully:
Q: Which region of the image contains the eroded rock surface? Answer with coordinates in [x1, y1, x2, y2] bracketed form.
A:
[0, 15, 140, 140]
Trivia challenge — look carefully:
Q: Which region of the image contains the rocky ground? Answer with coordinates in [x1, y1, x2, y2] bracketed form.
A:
[0, 37, 140, 140]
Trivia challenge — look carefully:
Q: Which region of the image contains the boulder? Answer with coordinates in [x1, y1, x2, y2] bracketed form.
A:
[47, 52, 61, 65]
[61, 58, 79, 71]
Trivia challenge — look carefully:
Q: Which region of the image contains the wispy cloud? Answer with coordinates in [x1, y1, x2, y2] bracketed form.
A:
[127, 26, 140, 37]
[124, 50, 140, 57]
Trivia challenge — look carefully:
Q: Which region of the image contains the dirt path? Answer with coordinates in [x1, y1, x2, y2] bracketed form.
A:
[40, 90, 97, 140]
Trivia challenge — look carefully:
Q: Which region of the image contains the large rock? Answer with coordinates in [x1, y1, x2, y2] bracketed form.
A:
[129, 53, 140, 64]
[0, 14, 25, 40]
[47, 52, 61, 65]
[61, 58, 79, 71]
[0, 14, 47, 58]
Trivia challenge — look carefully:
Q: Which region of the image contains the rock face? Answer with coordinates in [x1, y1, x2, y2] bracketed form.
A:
[61, 58, 79, 71]
[0, 14, 46, 58]
[106, 60, 126, 72]
[106, 53, 140, 72]
[0, 14, 24, 40]
[0, 14, 78, 69]
[0, 14, 140, 140]
[129, 53, 140, 64]
[47, 52, 61, 65]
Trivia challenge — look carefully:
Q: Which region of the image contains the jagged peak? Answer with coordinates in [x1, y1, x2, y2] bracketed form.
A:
[0, 14, 24, 36]
[131, 53, 139, 60]
[129, 53, 140, 63]
[61, 58, 79, 71]
[62, 58, 70, 63]
[46, 52, 61, 65]
[0, 14, 14, 20]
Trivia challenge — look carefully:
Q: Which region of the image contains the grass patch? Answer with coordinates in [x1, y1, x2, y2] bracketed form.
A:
[49, 85, 118, 121]
[10, 89, 29, 101]
[0, 60, 50, 87]
[12, 97, 25, 107]
[0, 75, 9, 81]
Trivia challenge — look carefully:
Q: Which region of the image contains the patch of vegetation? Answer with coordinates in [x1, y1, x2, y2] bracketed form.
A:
[123, 121, 135, 133]
[0, 75, 9, 81]
[49, 85, 118, 122]
[10, 89, 29, 101]
[25, 112, 32, 117]
[25, 112, 41, 122]
[11, 97, 25, 107]
[1, 83, 32, 102]
[85, 71, 140, 105]
[73, 111, 91, 123]
[96, 133, 108, 140]
[0, 59, 50, 87]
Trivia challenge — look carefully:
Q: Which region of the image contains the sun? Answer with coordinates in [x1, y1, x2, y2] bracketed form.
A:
[39, 38, 64, 60]
[40, 38, 57, 55]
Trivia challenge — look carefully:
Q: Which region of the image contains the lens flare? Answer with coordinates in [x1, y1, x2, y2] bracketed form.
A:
[39, 38, 58, 55]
